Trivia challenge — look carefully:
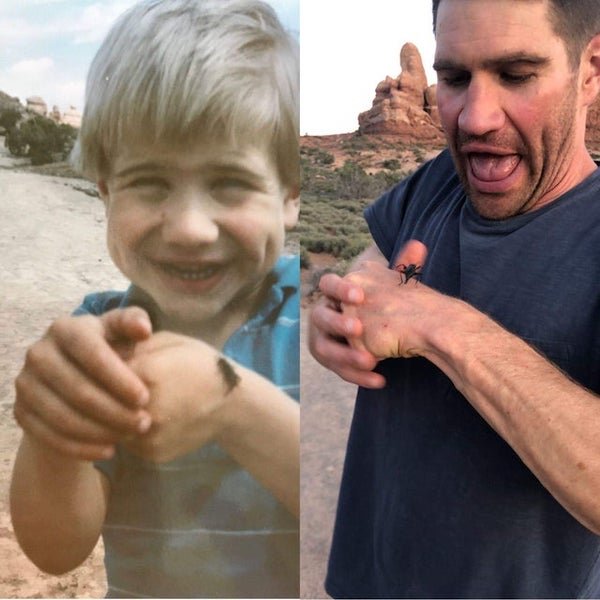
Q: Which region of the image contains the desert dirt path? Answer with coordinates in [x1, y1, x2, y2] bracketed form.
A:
[0, 145, 127, 596]
[300, 306, 357, 599]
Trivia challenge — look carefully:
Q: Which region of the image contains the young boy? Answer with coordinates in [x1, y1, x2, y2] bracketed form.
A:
[10, 0, 300, 597]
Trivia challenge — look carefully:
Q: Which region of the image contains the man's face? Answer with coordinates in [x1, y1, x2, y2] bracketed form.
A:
[434, 0, 587, 220]
[99, 138, 298, 337]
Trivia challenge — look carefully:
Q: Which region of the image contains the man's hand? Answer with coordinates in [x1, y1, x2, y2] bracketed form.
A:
[341, 240, 435, 360]
[309, 273, 385, 388]
[308, 241, 429, 387]
[123, 331, 236, 463]
[14, 307, 153, 461]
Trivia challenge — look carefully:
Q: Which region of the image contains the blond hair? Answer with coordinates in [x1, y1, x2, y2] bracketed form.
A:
[72, 0, 299, 188]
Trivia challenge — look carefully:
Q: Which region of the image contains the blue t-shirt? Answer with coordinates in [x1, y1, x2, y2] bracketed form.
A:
[326, 151, 600, 598]
[75, 255, 299, 599]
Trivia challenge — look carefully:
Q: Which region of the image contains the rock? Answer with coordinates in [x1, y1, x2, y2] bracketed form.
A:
[62, 106, 82, 128]
[424, 84, 440, 127]
[397, 43, 429, 106]
[50, 105, 62, 122]
[358, 43, 444, 142]
[26, 96, 47, 117]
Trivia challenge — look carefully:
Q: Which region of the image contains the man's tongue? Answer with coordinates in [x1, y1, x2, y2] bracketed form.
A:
[469, 153, 520, 181]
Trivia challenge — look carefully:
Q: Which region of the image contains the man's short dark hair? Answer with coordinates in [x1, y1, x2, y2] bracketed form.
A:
[432, 0, 600, 68]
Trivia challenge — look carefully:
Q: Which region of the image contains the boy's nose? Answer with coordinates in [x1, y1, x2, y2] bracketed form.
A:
[161, 198, 219, 246]
[458, 79, 505, 137]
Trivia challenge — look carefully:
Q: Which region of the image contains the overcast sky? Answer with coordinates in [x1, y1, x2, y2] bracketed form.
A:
[300, 0, 437, 135]
[0, 0, 436, 136]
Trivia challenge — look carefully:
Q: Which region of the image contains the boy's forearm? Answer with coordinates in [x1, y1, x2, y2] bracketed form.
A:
[10, 434, 108, 574]
[216, 368, 299, 518]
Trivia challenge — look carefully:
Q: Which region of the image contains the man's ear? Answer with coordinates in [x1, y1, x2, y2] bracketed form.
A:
[581, 33, 600, 108]
[283, 186, 300, 230]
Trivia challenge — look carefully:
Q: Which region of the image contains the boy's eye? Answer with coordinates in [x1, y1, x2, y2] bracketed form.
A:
[211, 177, 257, 191]
[209, 177, 261, 203]
[123, 177, 170, 201]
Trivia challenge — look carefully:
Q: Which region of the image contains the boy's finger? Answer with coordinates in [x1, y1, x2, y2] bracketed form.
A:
[101, 307, 153, 343]
[49, 320, 150, 408]
[18, 361, 151, 438]
[14, 407, 116, 462]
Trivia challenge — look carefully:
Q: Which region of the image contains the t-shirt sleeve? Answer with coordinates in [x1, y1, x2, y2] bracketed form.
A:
[364, 150, 456, 263]
[364, 180, 414, 262]
[72, 290, 128, 316]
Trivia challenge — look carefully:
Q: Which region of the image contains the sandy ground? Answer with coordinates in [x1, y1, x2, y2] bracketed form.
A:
[0, 138, 357, 599]
[0, 141, 125, 597]
[299, 311, 356, 599]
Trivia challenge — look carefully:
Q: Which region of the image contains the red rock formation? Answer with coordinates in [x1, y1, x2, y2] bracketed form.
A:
[358, 43, 444, 142]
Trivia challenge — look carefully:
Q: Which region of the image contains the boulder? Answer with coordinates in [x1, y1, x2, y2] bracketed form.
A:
[26, 95, 47, 117]
[62, 106, 82, 128]
[358, 43, 444, 142]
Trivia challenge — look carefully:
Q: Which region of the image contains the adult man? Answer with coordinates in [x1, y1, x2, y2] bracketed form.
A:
[309, 0, 600, 597]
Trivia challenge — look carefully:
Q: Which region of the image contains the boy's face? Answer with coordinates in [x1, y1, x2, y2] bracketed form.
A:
[98, 137, 299, 335]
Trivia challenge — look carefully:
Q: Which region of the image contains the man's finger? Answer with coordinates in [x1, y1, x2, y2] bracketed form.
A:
[393, 239, 429, 271]
[319, 273, 365, 305]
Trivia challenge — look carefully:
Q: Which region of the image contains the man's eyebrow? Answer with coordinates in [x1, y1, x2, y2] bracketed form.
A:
[433, 53, 551, 72]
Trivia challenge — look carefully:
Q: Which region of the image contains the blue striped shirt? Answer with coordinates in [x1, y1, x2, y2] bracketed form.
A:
[75, 254, 299, 598]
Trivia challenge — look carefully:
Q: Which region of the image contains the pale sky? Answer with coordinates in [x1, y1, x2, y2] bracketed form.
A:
[0, 0, 437, 136]
[0, 0, 299, 115]
[300, 0, 437, 135]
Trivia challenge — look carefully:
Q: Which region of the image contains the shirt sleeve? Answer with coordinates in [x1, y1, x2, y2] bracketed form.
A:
[364, 149, 456, 263]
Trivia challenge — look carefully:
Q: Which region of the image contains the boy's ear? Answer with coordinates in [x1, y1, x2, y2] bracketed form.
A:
[581, 33, 600, 108]
[283, 186, 300, 230]
[97, 179, 109, 203]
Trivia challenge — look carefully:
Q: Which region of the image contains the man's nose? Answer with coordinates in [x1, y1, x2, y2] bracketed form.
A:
[458, 78, 505, 136]
[162, 194, 219, 246]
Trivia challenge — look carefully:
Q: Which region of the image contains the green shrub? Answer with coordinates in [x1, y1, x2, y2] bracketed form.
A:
[382, 158, 401, 170]
[5, 115, 77, 165]
[0, 107, 21, 131]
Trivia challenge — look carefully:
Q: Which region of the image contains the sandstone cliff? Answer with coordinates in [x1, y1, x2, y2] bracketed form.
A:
[358, 43, 444, 143]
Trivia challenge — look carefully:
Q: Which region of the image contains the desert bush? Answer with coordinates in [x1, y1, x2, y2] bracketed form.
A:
[382, 158, 401, 170]
[5, 116, 77, 165]
[0, 107, 21, 132]
[5, 126, 26, 156]
[299, 193, 373, 261]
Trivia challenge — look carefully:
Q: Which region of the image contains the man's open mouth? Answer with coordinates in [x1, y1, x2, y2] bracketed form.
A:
[468, 153, 521, 182]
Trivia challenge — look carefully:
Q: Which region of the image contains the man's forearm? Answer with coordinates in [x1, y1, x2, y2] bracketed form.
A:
[422, 297, 600, 534]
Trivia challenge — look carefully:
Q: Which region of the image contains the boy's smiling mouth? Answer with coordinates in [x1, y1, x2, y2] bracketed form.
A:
[152, 259, 226, 292]
[159, 262, 221, 281]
